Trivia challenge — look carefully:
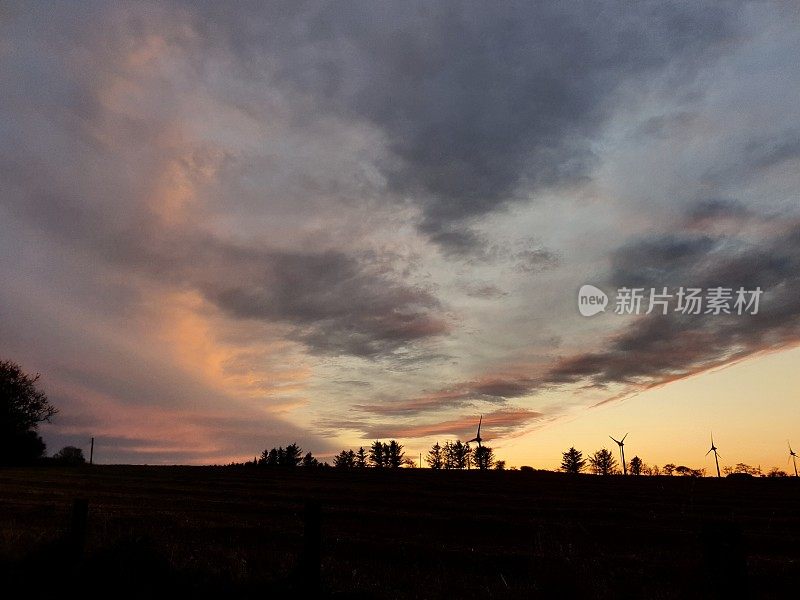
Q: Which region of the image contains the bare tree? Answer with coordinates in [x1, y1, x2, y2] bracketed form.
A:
[1, 359, 57, 465]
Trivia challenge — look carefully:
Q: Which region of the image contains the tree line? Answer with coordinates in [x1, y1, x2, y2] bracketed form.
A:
[425, 440, 503, 470]
[560, 446, 707, 476]
[2, 357, 796, 476]
[559, 446, 793, 477]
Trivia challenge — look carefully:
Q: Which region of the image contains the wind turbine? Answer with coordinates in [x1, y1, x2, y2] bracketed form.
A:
[706, 433, 721, 478]
[468, 415, 483, 449]
[789, 442, 798, 477]
[609, 433, 628, 475]
[467, 415, 485, 470]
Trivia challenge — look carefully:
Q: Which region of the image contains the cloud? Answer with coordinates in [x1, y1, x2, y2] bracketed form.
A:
[200, 1, 742, 255]
[372, 204, 800, 418]
[458, 281, 508, 300]
[544, 208, 800, 393]
[357, 372, 540, 418]
[2, 2, 798, 465]
[324, 408, 543, 441]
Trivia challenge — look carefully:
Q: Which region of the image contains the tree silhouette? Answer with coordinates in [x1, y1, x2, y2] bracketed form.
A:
[589, 448, 617, 475]
[53, 446, 85, 465]
[283, 443, 302, 467]
[662, 463, 676, 476]
[674, 465, 703, 477]
[302, 452, 319, 468]
[561, 447, 586, 474]
[259, 443, 303, 467]
[443, 440, 470, 469]
[386, 440, 404, 468]
[473, 445, 494, 470]
[442, 441, 455, 469]
[426, 442, 443, 469]
[629, 455, 643, 475]
[369, 440, 385, 468]
[356, 446, 367, 468]
[1, 359, 57, 465]
[334, 449, 356, 468]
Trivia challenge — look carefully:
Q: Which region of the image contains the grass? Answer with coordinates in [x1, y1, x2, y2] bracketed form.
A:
[1, 466, 799, 598]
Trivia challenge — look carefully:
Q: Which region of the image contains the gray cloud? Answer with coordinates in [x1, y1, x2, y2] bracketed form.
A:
[381, 204, 800, 416]
[195, 1, 742, 255]
[546, 208, 800, 391]
[458, 281, 508, 300]
[1, 181, 450, 357]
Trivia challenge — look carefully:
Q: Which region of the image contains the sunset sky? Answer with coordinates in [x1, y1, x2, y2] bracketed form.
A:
[2, 2, 799, 471]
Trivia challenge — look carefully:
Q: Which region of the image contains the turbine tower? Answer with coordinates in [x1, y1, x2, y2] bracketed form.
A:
[706, 434, 722, 478]
[789, 442, 798, 477]
[609, 433, 628, 475]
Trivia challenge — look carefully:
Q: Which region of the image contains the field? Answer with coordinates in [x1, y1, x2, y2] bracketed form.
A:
[1, 466, 799, 599]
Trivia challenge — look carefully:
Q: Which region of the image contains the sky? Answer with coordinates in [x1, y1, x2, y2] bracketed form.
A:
[1, 2, 799, 470]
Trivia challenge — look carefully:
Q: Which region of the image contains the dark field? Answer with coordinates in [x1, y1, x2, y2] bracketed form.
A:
[1, 466, 799, 599]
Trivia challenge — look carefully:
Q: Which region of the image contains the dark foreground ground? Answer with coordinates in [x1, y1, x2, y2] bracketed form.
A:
[1, 466, 798, 599]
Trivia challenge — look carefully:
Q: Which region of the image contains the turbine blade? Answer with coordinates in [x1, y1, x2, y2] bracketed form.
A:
[706, 448, 712, 456]
[621, 432, 628, 443]
[609, 436, 620, 444]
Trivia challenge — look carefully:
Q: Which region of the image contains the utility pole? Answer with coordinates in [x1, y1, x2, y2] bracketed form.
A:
[89, 437, 94, 465]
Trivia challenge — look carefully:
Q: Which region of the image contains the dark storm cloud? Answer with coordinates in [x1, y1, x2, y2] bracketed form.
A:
[195, 1, 742, 255]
